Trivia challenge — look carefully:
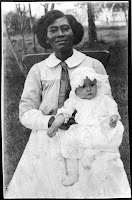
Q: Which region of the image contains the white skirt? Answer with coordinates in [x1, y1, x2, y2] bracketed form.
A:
[5, 129, 131, 198]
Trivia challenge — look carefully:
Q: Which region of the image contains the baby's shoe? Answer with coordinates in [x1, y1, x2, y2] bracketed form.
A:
[62, 173, 79, 186]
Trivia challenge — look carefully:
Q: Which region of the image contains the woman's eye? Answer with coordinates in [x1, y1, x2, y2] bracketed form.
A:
[63, 27, 69, 31]
[62, 26, 70, 32]
[50, 29, 57, 33]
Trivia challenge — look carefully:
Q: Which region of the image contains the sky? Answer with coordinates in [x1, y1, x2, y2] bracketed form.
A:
[2, 1, 127, 17]
[1, 1, 77, 18]
[2, 1, 128, 27]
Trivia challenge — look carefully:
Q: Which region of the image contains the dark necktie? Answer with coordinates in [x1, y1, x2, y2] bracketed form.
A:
[58, 62, 71, 108]
[48, 61, 76, 129]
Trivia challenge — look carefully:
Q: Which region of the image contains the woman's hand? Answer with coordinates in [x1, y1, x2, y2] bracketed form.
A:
[59, 111, 77, 130]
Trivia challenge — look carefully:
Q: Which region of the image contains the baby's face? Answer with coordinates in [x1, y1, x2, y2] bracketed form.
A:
[75, 77, 97, 100]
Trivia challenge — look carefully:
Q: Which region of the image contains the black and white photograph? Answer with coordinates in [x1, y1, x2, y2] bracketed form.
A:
[2, 1, 131, 198]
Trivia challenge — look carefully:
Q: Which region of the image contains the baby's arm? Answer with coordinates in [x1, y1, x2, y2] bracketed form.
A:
[92, 96, 124, 149]
[109, 114, 119, 128]
[101, 114, 120, 130]
[47, 114, 65, 137]
[101, 95, 121, 129]
[57, 95, 76, 119]
[107, 96, 121, 130]
[47, 96, 76, 137]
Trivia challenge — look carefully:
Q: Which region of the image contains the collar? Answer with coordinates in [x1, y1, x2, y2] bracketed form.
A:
[45, 49, 86, 68]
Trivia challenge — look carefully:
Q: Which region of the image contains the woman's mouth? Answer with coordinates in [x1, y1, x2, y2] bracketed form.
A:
[55, 40, 67, 44]
[87, 93, 92, 96]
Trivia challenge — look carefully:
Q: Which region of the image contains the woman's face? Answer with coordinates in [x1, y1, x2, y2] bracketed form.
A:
[47, 17, 74, 52]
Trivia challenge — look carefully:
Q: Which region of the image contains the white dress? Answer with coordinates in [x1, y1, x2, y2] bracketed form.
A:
[5, 95, 131, 198]
[58, 94, 124, 159]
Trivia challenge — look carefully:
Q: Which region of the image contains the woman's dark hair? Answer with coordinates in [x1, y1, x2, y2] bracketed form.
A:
[36, 10, 84, 49]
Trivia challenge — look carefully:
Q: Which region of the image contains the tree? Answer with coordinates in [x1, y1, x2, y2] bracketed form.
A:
[38, 2, 55, 52]
[5, 12, 20, 36]
[28, 3, 37, 52]
[16, 3, 28, 53]
[87, 2, 97, 44]
[113, 3, 128, 24]
[4, 10, 31, 36]
[97, 2, 128, 25]
[41, 2, 55, 15]
[4, 4, 32, 77]
[4, 21, 27, 77]
[74, 2, 97, 44]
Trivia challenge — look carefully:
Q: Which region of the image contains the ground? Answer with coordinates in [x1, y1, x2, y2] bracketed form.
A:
[3, 25, 130, 190]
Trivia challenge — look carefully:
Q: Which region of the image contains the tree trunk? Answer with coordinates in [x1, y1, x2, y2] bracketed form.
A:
[87, 3, 97, 45]
[33, 33, 37, 52]
[22, 33, 26, 53]
[50, 3, 55, 11]
[29, 3, 37, 52]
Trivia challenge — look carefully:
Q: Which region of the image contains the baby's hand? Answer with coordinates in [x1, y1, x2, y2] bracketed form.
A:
[47, 126, 58, 137]
[109, 115, 119, 128]
[47, 114, 65, 138]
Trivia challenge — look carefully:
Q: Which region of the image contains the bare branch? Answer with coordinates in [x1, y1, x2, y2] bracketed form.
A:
[5, 28, 26, 77]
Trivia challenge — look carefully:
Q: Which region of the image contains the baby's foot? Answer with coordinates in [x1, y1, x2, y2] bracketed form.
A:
[62, 173, 79, 186]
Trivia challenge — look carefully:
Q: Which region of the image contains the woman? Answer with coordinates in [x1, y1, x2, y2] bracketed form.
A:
[5, 10, 130, 198]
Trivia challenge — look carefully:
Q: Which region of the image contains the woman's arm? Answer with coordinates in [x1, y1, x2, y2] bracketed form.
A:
[19, 65, 52, 131]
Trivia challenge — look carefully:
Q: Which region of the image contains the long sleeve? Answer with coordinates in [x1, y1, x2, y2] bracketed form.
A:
[92, 59, 112, 97]
[19, 65, 51, 130]
[91, 120, 124, 150]
[92, 96, 124, 149]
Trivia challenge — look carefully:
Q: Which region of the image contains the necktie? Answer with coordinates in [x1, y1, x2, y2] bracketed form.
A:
[58, 62, 71, 108]
[48, 61, 76, 129]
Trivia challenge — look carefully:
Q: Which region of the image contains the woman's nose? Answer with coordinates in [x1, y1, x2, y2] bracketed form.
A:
[86, 86, 91, 91]
[57, 28, 64, 36]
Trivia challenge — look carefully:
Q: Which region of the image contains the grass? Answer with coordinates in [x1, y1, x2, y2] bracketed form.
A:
[3, 25, 130, 190]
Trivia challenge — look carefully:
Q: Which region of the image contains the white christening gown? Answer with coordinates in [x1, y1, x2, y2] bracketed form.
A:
[5, 95, 131, 198]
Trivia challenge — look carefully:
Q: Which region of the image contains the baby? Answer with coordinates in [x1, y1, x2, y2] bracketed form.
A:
[47, 67, 124, 187]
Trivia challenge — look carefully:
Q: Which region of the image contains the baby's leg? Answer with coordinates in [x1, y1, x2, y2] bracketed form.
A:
[62, 158, 79, 186]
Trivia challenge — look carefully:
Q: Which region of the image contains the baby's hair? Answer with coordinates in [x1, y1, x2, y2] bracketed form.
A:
[84, 76, 97, 85]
